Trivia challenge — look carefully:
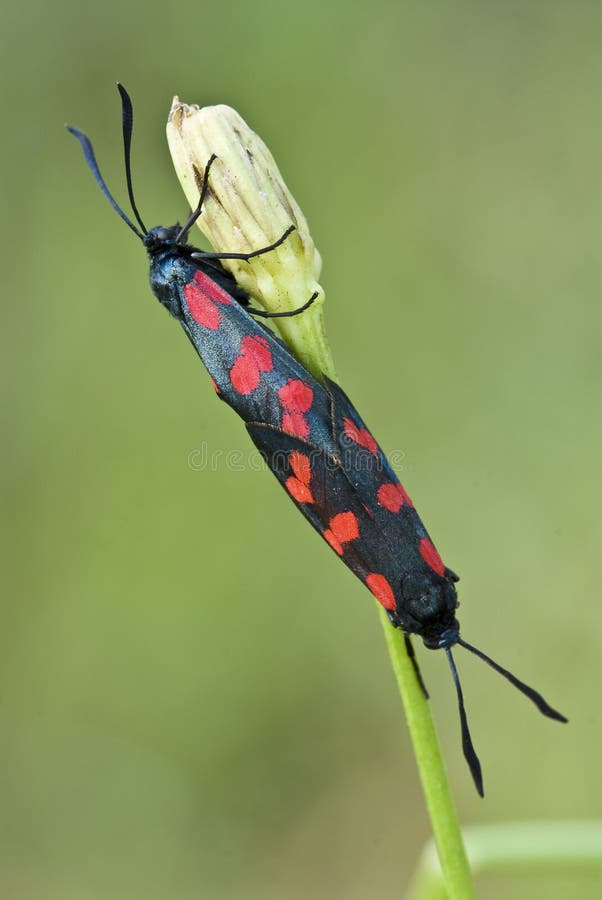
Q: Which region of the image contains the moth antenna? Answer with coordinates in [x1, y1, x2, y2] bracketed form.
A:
[66, 124, 146, 241]
[446, 647, 484, 796]
[117, 83, 148, 235]
[457, 638, 568, 723]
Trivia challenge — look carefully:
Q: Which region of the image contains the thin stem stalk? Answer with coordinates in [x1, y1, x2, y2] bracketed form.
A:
[378, 607, 475, 900]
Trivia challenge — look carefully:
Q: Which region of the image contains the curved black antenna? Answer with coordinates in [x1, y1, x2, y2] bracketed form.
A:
[176, 155, 219, 244]
[457, 638, 568, 722]
[66, 125, 145, 241]
[446, 647, 484, 796]
[117, 83, 147, 235]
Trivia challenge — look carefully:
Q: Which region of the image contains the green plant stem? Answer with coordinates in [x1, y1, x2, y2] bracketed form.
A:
[378, 607, 475, 900]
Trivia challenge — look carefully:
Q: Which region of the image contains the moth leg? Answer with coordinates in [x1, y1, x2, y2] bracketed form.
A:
[176, 155, 219, 243]
[245, 292, 317, 320]
[191, 224, 296, 262]
[404, 634, 430, 700]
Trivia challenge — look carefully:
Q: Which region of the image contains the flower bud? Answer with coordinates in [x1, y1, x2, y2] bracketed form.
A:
[167, 99, 335, 380]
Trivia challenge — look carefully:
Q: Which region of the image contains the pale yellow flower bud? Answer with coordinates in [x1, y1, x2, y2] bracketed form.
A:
[166, 99, 335, 381]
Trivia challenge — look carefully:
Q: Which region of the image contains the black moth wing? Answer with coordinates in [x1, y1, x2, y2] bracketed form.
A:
[323, 376, 458, 584]
[246, 421, 406, 615]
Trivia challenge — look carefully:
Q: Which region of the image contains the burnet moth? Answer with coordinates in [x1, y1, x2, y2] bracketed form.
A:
[67, 86, 567, 795]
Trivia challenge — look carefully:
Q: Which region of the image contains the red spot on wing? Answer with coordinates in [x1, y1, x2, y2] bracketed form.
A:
[209, 375, 220, 394]
[240, 335, 273, 372]
[282, 412, 310, 439]
[285, 451, 315, 503]
[290, 451, 311, 485]
[324, 529, 344, 555]
[365, 573, 396, 611]
[192, 270, 232, 305]
[323, 510, 360, 556]
[184, 271, 233, 330]
[229, 335, 275, 396]
[230, 354, 261, 395]
[377, 482, 413, 512]
[184, 282, 221, 330]
[343, 417, 378, 456]
[279, 380, 314, 437]
[285, 477, 314, 504]
[419, 537, 445, 577]
[278, 379, 314, 413]
[329, 511, 360, 543]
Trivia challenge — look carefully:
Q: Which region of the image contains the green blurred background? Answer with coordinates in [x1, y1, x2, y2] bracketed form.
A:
[2, 1, 600, 897]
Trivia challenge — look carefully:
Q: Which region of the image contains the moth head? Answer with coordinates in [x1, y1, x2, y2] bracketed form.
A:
[401, 570, 458, 641]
